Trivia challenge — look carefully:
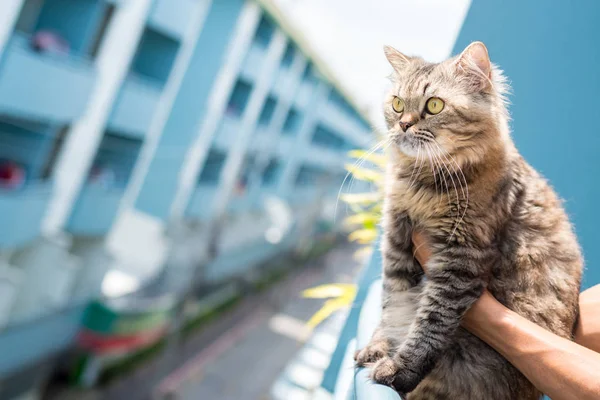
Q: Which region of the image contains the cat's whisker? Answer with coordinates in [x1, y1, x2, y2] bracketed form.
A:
[430, 142, 462, 206]
[406, 146, 421, 191]
[407, 148, 422, 191]
[428, 144, 452, 210]
[410, 143, 427, 192]
[423, 142, 439, 198]
[334, 138, 388, 221]
[434, 143, 468, 201]
[431, 141, 469, 241]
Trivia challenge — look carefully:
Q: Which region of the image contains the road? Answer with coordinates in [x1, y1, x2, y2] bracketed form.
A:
[100, 242, 362, 400]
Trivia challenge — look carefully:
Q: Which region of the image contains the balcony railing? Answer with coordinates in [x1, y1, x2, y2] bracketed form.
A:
[295, 81, 315, 110]
[0, 34, 96, 125]
[67, 184, 125, 236]
[186, 184, 217, 220]
[240, 42, 266, 82]
[0, 183, 53, 249]
[147, 0, 198, 41]
[108, 74, 162, 138]
[213, 114, 241, 151]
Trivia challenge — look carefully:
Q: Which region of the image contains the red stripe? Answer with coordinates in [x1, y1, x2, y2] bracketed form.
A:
[77, 326, 167, 354]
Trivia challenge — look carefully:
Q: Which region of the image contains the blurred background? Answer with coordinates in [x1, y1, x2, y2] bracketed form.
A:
[0, 0, 598, 399]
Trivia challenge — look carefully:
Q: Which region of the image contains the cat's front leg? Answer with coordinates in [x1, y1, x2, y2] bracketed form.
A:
[356, 212, 423, 366]
[371, 246, 490, 394]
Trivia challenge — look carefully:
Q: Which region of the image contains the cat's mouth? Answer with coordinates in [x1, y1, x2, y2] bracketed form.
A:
[394, 130, 435, 157]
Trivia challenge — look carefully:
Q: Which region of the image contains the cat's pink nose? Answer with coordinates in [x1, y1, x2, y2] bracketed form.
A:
[399, 120, 414, 132]
[399, 112, 419, 132]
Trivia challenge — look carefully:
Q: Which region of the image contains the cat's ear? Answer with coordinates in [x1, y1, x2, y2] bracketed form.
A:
[384, 45, 411, 72]
[455, 42, 492, 90]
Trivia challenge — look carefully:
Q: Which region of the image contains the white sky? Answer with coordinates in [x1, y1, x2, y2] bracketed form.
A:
[273, 0, 472, 124]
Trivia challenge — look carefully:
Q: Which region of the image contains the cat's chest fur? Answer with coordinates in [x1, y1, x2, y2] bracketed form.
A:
[387, 177, 458, 232]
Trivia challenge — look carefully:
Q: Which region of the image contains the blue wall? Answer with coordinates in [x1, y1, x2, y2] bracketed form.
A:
[454, 0, 600, 288]
[136, 0, 245, 219]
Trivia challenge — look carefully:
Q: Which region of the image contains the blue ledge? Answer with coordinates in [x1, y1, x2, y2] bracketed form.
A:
[107, 74, 162, 139]
[272, 68, 295, 99]
[212, 114, 241, 151]
[0, 34, 96, 125]
[240, 43, 266, 82]
[67, 184, 124, 236]
[0, 305, 84, 377]
[186, 185, 217, 220]
[0, 183, 53, 249]
[294, 81, 315, 110]
[347, 280, 401, 399]
[147, 0, 198, 41]
[317, 239, 401, 399]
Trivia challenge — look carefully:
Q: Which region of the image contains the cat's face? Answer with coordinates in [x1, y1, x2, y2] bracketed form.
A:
[383, 42, 508, 166]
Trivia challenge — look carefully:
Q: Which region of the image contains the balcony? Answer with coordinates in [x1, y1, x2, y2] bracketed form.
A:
[295, 81, 315, 110]
[0, 305, 84, 378]
[147, 0, 198, 41]
[213, 114, 241, 151]
[108, 75, 162, 138]
[272, 68, 294, 99]
[67, 184, 124, 236]
[0, 183, 52, 249]
[0, 34, 95, 125]
[186, 185, 217, 221]
[240, 43, 266, 82]
[318, 101, 369, 148]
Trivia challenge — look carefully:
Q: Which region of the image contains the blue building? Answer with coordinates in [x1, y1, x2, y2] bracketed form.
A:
[0, 0, 372, 398]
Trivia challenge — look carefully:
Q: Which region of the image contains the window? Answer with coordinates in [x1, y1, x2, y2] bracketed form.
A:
[42, 125, 69, 179]
[14, 0, 46, 34]
[226, 79, 253, 117]
[282, 108, 302, 135]
[89, 132, 142, 188]
[198, 150, 227, 184]
[302, 62, 318, 84]
[16, 0, 113, 56]
[357, 116, 371, 133]
[294, 165, 327, 187]
[311, 124, 345, 150]
[258, 95, 277, 127]
[329, 88, 359, 118]
[131, 27, 180, 84]
[0, 118, 54, 183]
[234, 155, 256, 195]
[261, 159, 281, 186]
[281, 42, 296, 68]
[253, 14, 275, 48]
[87, 4, 116, 58]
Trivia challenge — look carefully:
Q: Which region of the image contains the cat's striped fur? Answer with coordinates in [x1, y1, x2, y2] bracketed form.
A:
[354, 42, 583, 399]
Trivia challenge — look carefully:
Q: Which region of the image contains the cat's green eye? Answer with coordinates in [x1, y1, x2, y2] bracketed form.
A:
[426, 97, 445, 114]
[392, 96, 404, 113]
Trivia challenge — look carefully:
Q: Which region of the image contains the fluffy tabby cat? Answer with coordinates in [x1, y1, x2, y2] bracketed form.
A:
[354, 41, 583, 399]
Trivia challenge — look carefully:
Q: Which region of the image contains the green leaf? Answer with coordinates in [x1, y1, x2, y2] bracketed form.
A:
[344, 164, 383, 183]
[344, 213, 380, 227]
[303, 284, 357, 329]
[348, 229, 378, 244]
[340, 192, 380, 206]
[347, 150, 387, 169]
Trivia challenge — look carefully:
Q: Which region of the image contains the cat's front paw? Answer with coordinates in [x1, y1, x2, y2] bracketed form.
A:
[354, 339, 389, 366]
[370, 357, 421, 394]
[370, 357, 398, 387]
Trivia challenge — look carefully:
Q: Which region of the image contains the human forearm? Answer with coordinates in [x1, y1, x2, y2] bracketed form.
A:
[575, 285, 600, 353]
[463, 292, 600, 400]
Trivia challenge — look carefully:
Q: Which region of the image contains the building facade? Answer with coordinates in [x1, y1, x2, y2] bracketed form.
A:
[0, 0, 372, 398]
